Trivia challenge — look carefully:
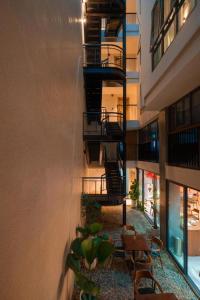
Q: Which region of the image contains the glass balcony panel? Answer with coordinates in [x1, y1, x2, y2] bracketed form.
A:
[164, 19, 176, 52]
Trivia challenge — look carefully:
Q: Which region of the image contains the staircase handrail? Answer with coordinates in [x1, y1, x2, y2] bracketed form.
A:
[83, 44, 123, 69]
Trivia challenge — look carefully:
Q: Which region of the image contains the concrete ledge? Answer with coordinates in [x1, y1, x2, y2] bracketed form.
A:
[136, 161, 160, 174]
[166, 165, 200, 190]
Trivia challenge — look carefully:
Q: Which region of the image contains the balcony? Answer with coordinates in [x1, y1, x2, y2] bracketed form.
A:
[82, 175, 124, 205]
[168, 127, 200, 170]
[117, 104, 140, 129]
[126, 57, 140, 81]
[83, 0, 125, 16]
[83, 111, 123, 141]
[83, 44, 125, 80]
[126, 13, 140, 35]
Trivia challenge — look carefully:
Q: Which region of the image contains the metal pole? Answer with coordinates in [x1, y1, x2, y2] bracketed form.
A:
[122, 8, 127, 225]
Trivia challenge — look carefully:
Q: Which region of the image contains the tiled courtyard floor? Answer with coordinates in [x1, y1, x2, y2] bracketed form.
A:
[72, 206, 199, 300]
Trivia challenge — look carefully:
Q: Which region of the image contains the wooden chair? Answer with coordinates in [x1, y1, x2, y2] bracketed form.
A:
[134, 270, 163, 298]
[123, 224, 136, 232]
[150, 236, 164, 269]
[132, 253, 153, 278]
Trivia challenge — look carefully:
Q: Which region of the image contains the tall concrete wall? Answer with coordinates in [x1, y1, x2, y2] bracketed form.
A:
[0, 1, 84, 299]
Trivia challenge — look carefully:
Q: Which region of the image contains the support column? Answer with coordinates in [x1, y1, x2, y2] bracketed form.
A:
[159, 110, 167, 245]
[122, 8, 127, 225]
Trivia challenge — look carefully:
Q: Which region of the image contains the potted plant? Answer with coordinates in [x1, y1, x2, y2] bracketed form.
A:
[81, 194, 102, 224]
[129, 179, 140, 209]
[66, 222, 114, 299]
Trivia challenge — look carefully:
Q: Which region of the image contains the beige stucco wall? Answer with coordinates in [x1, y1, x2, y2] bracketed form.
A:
[166, 166, 200, 191]
[0, 1, 84, 300]
[136, 161, 160, 175]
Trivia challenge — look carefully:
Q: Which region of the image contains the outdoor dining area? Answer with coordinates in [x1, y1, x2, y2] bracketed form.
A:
[112, 224, 178, 300]
[71, 207, 198, 300]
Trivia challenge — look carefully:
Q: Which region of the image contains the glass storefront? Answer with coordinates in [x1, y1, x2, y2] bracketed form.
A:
[138, 169, 143, 208]
[137, 168, 160, 229]
[167, 182, 200, 293]
[168, 182, 185, 268]
[187, 188, 200, 292]
[144, 171, 160, 228]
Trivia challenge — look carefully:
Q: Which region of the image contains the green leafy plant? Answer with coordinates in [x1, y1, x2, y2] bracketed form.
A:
[66, 223, 114, 299]
[129, 179, 140, 208]
[81, 194, 102, 224]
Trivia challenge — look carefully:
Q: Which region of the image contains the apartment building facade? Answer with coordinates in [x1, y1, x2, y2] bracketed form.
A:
[0, 0, 200, 299]
[82, 0, 140, 223]
[137, 0, 200, 295]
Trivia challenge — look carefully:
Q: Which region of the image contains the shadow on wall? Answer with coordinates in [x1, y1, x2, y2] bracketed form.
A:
[57, 240, 71, 300]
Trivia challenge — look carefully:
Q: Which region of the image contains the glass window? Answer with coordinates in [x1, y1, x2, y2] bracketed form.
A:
[168, 182, 185, 268]
[176, 96, 190, 127]
[192, 88, 200, 124]
[178, 0, 196, 29]
[176, 100, 184, 127]
[151, 0, 162, 43]
[164, 20, 176, 52]
[187, 187, 200, 292]
[153, 43, 162, 69]
[168, 104, 176, 132]
[144, 171, 160, 228]
[138, 169, 143, 207]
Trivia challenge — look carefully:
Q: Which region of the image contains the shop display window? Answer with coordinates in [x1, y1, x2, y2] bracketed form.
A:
[144, 171, 160, 228]
[138, 169, 143, 207]
[187, 188, 200, 291]
[168, 182, 185, 268]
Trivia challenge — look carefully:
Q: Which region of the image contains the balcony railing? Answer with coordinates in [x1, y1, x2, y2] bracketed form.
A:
[117, 104, 138, 120]
[168, 127, 200, 169]
[83, 44, 123, 70]
[82, 175, 124, 195]
[83, 112, 123, 137]
[82, 176, 107, 195]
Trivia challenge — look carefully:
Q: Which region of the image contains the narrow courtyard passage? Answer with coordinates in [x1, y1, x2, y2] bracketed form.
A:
[73, 207, 199, 300]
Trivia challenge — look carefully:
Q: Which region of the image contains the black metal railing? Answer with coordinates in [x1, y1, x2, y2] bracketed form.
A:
[83, 111, 123, 137]
[82, 175, 124, 195]
[117, 104, 138, 120]
[151, 0, 196, 70]
[83, 44, 123, 69]
[168, 127, 200, 169]
[82, 176, 107, 195]
[84, 0, 125, 15]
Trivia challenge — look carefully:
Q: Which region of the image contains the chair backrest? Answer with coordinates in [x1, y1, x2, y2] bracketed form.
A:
[136, 254, 153, 269]
[135, 270, 153, 284]
[151, 236, 163, 251]
[134, 270, 163, 295]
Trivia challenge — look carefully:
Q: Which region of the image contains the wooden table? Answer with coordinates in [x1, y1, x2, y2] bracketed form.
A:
[136, 293, 178, 300]
[122, 234, 150, 252]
